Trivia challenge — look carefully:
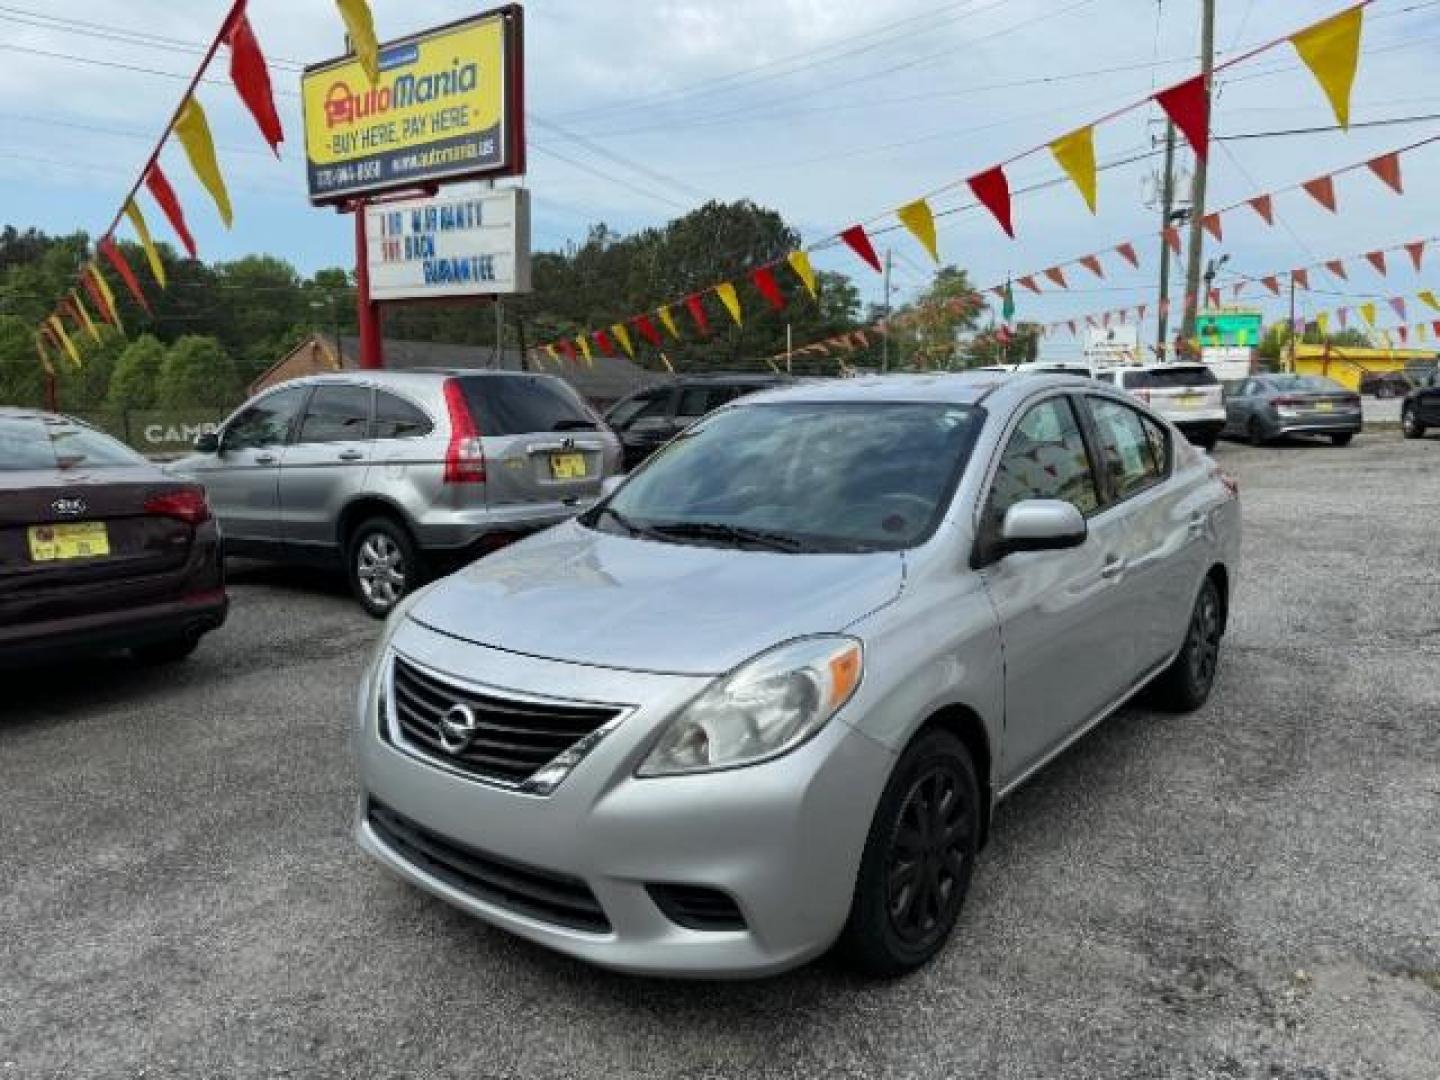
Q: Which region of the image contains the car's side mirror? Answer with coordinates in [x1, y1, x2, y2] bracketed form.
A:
[600, 475, 625, 498]
[194, 432, 220, 454]
[1000, 499, 1088, 554]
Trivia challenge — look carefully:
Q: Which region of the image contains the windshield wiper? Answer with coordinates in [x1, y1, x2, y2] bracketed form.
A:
[643, 520, 810, 553]
[589, 504, 655, 539]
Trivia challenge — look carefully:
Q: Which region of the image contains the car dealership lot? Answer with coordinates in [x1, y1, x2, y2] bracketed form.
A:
[3, 434, 1438, 1079]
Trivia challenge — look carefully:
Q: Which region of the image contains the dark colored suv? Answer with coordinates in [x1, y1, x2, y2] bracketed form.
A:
[605, 374, 795, 470]
[1402, 369, 1440, 439]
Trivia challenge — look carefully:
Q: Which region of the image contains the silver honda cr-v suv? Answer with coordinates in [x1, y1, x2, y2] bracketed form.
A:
[176, 370, 620, 615]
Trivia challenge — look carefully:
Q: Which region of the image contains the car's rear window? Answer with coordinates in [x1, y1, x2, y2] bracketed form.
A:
[456, 375, 595, 435]
[1122, 366, 1219, 389]
[0, 415, 143, 470]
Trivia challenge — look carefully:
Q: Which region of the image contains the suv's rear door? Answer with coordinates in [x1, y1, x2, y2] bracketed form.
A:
[455, 375, 607, 506]
[278, 383, 374, 554]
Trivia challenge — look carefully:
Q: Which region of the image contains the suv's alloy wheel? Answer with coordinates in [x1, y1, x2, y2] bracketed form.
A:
[349, 517, 421, 618]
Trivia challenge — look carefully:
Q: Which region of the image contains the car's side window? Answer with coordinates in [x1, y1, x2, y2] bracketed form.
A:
[987, 396, 1101, 527]
[676, 386, 733, 419]
[297, 385, 372, 445]
[223, 387, 307, 451]
[1087, 397, 1166, 502]
[372, 391, 432, 440]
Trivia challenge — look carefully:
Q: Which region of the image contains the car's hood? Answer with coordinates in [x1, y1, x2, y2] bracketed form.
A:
[408, 520, 905, 676]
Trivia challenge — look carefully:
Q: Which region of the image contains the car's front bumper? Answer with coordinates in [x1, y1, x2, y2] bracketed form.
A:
[352, 619, 894, 977]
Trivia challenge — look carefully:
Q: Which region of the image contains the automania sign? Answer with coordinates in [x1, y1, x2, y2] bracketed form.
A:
[365, 187, 532, 300]
[301, 7, 524, 204]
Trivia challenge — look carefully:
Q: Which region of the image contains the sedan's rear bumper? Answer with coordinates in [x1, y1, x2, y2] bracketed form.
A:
[0, 590, 228, 667]
[1275, 414, 1363, 436]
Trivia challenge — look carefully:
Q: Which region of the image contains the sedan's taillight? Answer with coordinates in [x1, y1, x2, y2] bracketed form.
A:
[145, 486, 211, 525]
[442, 378, 486, 484]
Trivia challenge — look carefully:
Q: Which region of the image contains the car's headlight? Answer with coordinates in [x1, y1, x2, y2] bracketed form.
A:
[638, 636, 863, 777]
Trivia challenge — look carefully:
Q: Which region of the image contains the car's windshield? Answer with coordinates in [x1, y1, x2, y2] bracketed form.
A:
[0, 415, 143, 470]
[585, 400, 984, 553]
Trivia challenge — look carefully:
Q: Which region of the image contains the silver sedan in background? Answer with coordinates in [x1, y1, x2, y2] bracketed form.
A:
[352, 374, 1241, 978]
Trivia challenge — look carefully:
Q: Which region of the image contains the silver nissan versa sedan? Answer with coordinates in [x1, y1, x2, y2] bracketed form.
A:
[353, 373, 1241, 978]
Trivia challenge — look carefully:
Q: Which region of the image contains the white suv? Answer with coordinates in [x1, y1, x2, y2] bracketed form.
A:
[1097, 363, 1224, 450]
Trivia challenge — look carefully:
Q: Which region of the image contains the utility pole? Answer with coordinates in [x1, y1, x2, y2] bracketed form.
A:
[1155, 120, 1177, 359]
[1287, 272, 1298, 374]
[881, 248, 892, 372]
[1180, 0, 1216, 346]
[785, 323, 793, 375]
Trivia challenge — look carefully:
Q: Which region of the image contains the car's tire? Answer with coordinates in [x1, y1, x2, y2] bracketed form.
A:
[1401, 406, 1425, 440]
[348, 516, 424, 619]
[1149, 576, 1224, 713]
[133, 634, 201, 664]
[1246, 417, 1268, 447]
[839, 728, 981, 978]
[1330, 433, 1354, 447]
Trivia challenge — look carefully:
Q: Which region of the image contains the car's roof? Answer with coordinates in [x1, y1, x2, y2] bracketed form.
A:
[262, 369, 561, 394]
[1098, 362, 1211, 373]
[740, 372, 1097, 408]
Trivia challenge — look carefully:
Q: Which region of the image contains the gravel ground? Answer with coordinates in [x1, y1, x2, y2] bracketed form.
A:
[3, 431, 1438, 1079]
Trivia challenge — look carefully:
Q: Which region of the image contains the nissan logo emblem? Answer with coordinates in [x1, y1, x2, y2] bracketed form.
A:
[51, 497, 87, 517]
[437, 704, 480, 754]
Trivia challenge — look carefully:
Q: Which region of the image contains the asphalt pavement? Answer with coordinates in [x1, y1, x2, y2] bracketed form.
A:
[3, 432, 1438, 1079]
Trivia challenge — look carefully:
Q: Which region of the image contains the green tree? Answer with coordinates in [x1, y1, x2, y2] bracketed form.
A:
[155, 336, 241, 409]
[0, 315, 46, 407]
[892, 266, 984, 368]
[106, 334, 168, 410]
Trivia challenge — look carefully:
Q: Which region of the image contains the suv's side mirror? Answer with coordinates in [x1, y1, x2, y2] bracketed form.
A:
[194, 432, 220, 454]
[1000, 500, 1087, 554]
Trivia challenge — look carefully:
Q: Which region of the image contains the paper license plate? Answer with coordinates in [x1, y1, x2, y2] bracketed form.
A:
[1314, 401, 1334, 412]
[550, 452, 587, 479]
[28, 521, 110, 562]
[1175, 394, 1203, 409]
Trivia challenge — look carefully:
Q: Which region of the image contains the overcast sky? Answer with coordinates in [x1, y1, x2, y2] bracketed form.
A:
[4, 0, 1440, 345]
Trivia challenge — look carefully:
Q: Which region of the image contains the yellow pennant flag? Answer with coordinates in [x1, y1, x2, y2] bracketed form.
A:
[1418, 322, 1429, 343]
[714, 282, 743, 326]
[336, 0, 380, 84]
[611, 323, 634, 358]
[1379, 330, 1392, 348]
[90, 263, 123, 331]
[657, 305, 680, 340]
[1418, 290, 1440, 311]
[48, 315, 81, 366]
[1290, 5, 1364, 129]
[1048, 125, 1098, 213]
[1359, 301, 1376, 327]
[544, 344, 559, 364]
[896, 198, 940, 263]
[576, 336, 593, 367]
[72, 292, 101, 343]
[787, 250, 818, 299]
[659, 351, 675, 374]
[174, 97, 233, 227]
[124, 199, 167, 288]
[1316, 311, 1330, 337]
[35, 332, 54, 375]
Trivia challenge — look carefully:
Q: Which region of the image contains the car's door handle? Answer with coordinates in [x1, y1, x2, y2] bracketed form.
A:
[254, 453, 277, 465]
[338, 450, 364, 462]
[1100, 556, 1128, 580]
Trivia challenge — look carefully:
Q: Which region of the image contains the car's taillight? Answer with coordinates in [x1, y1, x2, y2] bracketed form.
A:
[145, 486, 211, 525]
[442, 378, 486, 483]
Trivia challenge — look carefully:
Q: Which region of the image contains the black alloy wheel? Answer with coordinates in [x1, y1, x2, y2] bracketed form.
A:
[1150, 576, 1223, 712]
[1402, 406, 1425, 440]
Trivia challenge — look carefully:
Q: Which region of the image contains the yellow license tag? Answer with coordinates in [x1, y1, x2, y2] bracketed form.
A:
[550, 452, 587, 479]
[1316, 401, 1333, 412]
[28, 521, 110, 562]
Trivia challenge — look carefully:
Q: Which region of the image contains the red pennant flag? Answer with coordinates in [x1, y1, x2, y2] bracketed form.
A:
[1433, 320, 1440, 338]
[1262, 276, 1281, 296]
[1115, 243, 1139, 269]
[98, 236, 151, 314]
[226, 10, 284, 155]
[1365, 250, 1387, 276]
[1231, 282, 1246, 299]
[1101, 311, 1112, 328]
[967, 166, 1014, 238]
[633, 314, 662, 348]
[750, 265, 786, 311]
[1067, 320, 1078, 337]
[839, 224, 882, 273]
[1201, 212, 1223, 242]
[593, 329, 615, 357]
[1248, 195, 1274, 225]
[1390, 297, 1408, 321]
[852, 331, 869, 348]
[1079, 255, 1105, 279]
[1044, 266, 1067, 289]
[1292, 268, 1310, 290]
[145, 165, 197, 257]
[80, 269, 114, 326]
[1366, 152, 1403, 194]
[1397, 325, 1409, 344]
[556, 339, 577, 362]
[1136, 303, 1148, 321]
[1155, 74, 1209, 161]
[1338, 308, 1349, 328]
[1207, 288, 1220, 308]
[1018, 275, 1041, 294]
[1086, 315, 1098, 329]
[1325, 259, 1348, 281]
[1405, 241, 1426, 273]
[1163, 227, 1182, 256]
[1302, 174, 1337, 213]
[685, 293, 710, 335]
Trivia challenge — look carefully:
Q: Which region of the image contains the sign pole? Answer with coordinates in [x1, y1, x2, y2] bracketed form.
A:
[353, 202, 383, 369]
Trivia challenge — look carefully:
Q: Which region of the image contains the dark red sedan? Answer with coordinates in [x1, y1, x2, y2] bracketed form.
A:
[0, 408, 227, 667]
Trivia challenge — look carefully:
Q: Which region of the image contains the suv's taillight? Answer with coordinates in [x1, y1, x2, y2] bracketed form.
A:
[145, 486, 211, 525]
[442, 378, 486, 483]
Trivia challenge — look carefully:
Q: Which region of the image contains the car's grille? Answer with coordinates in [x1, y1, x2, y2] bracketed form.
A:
[647, 884, 747, 931]
[387, 655, 621, 786]
[367, 800, 611, 933]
